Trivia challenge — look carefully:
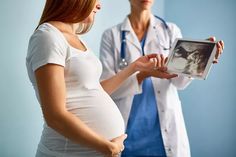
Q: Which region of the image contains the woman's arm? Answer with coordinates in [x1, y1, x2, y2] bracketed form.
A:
[35, 64, 125, 156]
[101, 54, 157, 95]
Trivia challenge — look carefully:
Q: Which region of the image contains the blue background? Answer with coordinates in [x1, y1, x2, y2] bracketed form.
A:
[165, 0, 236, 156]
[0, 0, 235, 156]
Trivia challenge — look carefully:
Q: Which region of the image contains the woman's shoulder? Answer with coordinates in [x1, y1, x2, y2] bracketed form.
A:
[29, 23, 66, 47]
[27, 23, 68, 62]
[31, 23, 63, 42]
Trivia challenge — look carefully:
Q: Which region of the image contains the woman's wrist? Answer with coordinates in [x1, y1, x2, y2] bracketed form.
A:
[129, 62, 138, 74]
[98, 140, 116, 156]
[136, 71, 150, 84]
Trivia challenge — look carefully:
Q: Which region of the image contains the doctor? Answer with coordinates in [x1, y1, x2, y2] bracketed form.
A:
[99, 0, 224, 157]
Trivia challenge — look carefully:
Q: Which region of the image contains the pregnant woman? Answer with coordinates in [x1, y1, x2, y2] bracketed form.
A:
[26, 0, 160, 156]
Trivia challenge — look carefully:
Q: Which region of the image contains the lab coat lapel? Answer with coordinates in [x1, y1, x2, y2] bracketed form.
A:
[145, 15, 168, 51]
[145, 15, 158, 48]
[121, 17, 142, 52]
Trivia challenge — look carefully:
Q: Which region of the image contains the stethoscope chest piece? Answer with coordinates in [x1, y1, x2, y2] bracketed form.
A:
[119, 58, 128, 70]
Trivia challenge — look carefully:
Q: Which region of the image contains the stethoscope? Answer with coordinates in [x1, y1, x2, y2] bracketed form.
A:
[119, 15, 172, 70]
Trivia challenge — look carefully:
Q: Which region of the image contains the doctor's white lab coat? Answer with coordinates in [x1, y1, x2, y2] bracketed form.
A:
[99, 15, 192, 157]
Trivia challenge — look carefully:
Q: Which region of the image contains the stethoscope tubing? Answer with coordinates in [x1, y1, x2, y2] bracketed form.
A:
[119, 16, 172, 70]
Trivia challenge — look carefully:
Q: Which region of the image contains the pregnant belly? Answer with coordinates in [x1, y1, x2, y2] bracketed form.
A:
[67, 90, 125, 140]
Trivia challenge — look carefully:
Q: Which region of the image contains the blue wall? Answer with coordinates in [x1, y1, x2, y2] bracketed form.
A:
[165, 0, 236, 157]
[0, 1, 44, 157]
[0, 0, 235, 157]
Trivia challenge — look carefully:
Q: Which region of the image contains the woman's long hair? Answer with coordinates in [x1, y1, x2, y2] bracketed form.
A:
[37, 0, 96, 34]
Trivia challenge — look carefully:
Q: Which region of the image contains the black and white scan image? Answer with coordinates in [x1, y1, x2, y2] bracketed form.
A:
[167, 40, 215, 78]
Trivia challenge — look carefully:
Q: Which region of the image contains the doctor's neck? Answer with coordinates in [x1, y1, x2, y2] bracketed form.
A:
[128, 10, 151, 32]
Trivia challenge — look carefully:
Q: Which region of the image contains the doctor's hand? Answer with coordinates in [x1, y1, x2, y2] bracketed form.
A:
[207, 36, 224, 64]
[136, 54, 178, 84]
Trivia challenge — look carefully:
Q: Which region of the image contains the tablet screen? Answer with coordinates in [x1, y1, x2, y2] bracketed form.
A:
[166, 38, 217, 79]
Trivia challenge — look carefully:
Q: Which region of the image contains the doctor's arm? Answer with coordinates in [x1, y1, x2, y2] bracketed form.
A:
[35, 64, 126, 156]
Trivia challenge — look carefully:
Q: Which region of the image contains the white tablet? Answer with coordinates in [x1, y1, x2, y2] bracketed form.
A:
[166, 38, 217, 80]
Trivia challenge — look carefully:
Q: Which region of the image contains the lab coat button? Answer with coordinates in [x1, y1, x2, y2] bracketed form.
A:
[164, 129, 168, 132]
[157, 90, 161, 94]
[168, 148, 172, 152]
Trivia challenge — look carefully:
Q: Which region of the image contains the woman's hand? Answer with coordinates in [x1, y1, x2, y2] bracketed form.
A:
[207, 37, 224, 64]
[131, 54, 158, 72]
[105, 134, 127, 157]
[101, 54, 163, 95]
[101, 54, 176, 94]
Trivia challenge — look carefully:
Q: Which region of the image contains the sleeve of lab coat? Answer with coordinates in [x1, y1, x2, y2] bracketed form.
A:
[168, 23, 194, 90]
[99, 29, 142, 99]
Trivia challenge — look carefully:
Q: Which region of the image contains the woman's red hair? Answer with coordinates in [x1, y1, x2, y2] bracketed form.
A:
[38, 0, 96, 33]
